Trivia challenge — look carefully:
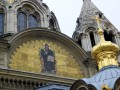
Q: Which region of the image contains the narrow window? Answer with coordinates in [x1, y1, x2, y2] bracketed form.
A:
[89, 32, 95, 47]
[17, 13, 27, 32]
[104, 30, 109, 41]
[78, 38, 82, 47]
[28, 15, 38, 28]
[49, 19, 55, 30]
[0, 13, 4, 35]
[109, 31, 115, 43]
[104, 30, 115, 43]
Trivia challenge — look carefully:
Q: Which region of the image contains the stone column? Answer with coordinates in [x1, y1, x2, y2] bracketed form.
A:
[81, 34, 88, 51]
[87, 33, 92, 51]
[94, 31, 99, 44]
[14, 11, 17, 33]
[6, 7, 16, 34]
[42, 15, 49, 28]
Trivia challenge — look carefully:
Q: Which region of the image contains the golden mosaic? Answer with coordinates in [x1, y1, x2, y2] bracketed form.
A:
[9, 39, 84, 79]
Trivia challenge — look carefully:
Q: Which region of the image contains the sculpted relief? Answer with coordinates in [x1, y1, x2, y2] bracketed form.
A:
[9, 39, 84, 79]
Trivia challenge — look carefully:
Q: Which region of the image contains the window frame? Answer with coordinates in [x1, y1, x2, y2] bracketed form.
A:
[17, 12, 27, 32]
[0, 13, 4, 35]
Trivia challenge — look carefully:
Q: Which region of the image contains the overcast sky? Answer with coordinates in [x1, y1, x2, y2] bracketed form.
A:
[43, 0, 120, 37]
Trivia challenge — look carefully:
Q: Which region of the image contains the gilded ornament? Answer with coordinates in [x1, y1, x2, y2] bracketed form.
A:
[91, 14, 119, 69]
[102, 85, 112, 90]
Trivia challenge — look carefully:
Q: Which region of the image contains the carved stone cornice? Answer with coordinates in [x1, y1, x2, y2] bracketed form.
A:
[0, 68, 75, 85]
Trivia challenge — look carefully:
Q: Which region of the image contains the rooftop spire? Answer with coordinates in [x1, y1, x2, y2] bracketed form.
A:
[91, 14, 119, 70]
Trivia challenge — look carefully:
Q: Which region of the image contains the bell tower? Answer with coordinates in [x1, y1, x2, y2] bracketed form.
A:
[72, 0, 120, 52]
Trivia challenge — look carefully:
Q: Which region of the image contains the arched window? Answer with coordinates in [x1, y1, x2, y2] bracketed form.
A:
[28, 15, 38, 28]
[0, 13, 4, 35]
[104, 30, 115, 43]
[78, 38, 82, 47]
[17, 13, 27, 32]
[89, 32, 95, 47]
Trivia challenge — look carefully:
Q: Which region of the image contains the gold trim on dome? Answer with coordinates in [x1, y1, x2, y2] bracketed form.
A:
[102, 85, 112, 90]
[9, 39, 84, 79]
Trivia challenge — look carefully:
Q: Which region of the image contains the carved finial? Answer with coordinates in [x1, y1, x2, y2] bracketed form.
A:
[91, 13, 119, 70]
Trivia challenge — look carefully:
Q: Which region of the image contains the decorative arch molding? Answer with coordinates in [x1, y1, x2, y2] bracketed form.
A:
[88, 84, 97, 90]
[85, 27, 96, 47]
[0, 0, 8, 6]
[13, 0, 49, 17]
[17, 4, 40, 31]
[81, 25, 97, 34]
[114, 77, 120, 90]
[71, 79, 98, 90]
[0, 3, 7, 12]
[70, 79, 89, 90]
[49, 11, 60, 32]
[85, 27, 96, 34]
[8, 28, 89, 78]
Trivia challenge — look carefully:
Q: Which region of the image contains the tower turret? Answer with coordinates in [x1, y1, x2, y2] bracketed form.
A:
[72, 0, 120, 52]
[71, 14, 120, 90]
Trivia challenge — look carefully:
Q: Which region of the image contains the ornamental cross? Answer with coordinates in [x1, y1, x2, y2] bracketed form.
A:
[92, 15, 102, 30]
[91, 15, 106, 42]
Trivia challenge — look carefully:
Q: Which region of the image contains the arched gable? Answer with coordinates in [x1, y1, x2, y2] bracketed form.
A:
[8, 28, 89, 79]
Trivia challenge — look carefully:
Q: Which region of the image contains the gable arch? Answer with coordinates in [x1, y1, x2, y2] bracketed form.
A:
[85, 27, 96, 34]
[49, 12, 60, 31]
[8, 28, 89, 79]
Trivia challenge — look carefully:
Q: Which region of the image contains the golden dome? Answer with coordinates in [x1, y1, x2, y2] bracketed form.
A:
[92, 40, 119, 60]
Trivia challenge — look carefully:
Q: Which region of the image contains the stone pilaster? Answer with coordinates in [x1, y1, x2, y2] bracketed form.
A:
[6, 7, 15, 34]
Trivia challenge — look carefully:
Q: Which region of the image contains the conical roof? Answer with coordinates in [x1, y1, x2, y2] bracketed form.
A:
[73, 0, 118, 39]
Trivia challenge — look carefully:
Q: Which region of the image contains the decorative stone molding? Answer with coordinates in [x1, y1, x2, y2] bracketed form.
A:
[0, 51, 5, 65]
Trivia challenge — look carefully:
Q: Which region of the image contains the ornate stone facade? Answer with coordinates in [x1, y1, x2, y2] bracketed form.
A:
[1, 0, 119, 90]
[72, 0, 120, 52]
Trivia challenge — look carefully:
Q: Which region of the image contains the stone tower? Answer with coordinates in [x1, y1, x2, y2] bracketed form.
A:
[72, 0, 120, 52]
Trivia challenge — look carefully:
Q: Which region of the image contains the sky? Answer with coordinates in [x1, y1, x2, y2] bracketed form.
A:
[43, 0, 120, 37]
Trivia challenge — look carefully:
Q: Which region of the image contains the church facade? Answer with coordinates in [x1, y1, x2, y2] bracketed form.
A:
[0, 0, 120, 90]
